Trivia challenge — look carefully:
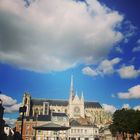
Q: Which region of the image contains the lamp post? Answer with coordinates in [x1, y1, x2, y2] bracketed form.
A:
[19, 106, 27, 140]
[0, 99, 4, 119]
[0, 99, 5, 137]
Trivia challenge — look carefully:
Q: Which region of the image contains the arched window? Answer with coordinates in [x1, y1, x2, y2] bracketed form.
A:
[34, 108, 39, 116]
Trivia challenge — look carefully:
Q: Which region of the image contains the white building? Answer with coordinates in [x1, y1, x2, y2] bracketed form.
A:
[4, 125, 14, 136]
[69, 118, 99, 140]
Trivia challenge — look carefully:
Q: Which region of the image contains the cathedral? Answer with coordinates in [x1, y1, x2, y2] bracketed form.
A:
[16, 76, 112, 140]
[22, 76, 111, 125]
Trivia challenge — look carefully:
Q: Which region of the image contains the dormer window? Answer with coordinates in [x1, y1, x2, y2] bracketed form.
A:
[43, 102, 49, 115]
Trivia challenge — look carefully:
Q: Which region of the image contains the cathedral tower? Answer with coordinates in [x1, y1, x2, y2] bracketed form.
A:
[69, 75, 74, 103]
[22, 92, 31, 116]
[68, 75, 85, 118]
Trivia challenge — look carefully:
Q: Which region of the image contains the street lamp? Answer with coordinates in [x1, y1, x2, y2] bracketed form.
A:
[0, 98, 5, 140]
[19, 106, 27, 140]
[0, 99, 4, 119]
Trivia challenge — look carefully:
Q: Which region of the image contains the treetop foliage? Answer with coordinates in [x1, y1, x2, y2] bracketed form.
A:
[109, 108, 140, 135]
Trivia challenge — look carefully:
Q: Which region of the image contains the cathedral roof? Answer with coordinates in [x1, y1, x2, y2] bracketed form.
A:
[17, 114, 51, 121]
[31, 99, 68, 106]
[37, 115, 51, 121]
[31, 99, 102, 108]
[84, 101, 102, 108]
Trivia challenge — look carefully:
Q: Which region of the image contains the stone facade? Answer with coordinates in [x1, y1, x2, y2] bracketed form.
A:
[22, 76, 111, 126]
[16, 76, 112, 140]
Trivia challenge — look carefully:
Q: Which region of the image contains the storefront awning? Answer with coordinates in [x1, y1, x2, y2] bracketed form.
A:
[33, 122, 70, 131]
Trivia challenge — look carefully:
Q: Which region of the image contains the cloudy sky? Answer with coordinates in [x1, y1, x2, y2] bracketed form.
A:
[0, 0, 140, 125]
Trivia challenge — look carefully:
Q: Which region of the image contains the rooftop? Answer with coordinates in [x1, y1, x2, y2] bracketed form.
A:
[31, 99, 102, 108]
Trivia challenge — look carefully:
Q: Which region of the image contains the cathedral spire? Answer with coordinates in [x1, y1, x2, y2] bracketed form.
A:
[69, 75, 74, 101]
[81, 91, 84, 100]
[70, 75, 73, 90]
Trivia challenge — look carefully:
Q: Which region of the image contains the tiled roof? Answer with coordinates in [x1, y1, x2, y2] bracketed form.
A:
[37, 115, 51, 121]
[33, 123, 70, 130]
[17, 114, 51, 121]
[52, 112, 68, 117]
[70, 118, 97, 127]
[70, 119, 81, 126]
[31, 99, 68, 106]
[31, 99, 102, 108]
[84, 101, 102, 108]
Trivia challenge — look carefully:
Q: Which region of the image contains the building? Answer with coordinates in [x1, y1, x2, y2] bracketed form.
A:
[99, 125, 115, 140]
[69, 118, 99, 140]
[16, 76, 112, 140]
[4, 124, 14, 137]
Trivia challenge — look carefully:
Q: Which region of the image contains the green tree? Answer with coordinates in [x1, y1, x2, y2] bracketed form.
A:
[109, 109, 140, 140]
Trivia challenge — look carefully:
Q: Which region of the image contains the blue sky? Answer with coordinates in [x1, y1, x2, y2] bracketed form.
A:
[0, 0, 140, 125]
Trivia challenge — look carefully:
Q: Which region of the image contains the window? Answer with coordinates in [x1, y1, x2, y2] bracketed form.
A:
[53, 131, 57, 135]
[53, 116, 57, 121]
[18, 124, 21, 129]
[77, 129, 80, 133]
[40, 108, 43, 115]
[43, 102, 49, 115]
[71, 129, 73, 133]
[63, 117, 67, 121]
[38, 130, 41, 135]
[35, 108, 39, 116]
[26, 124, 30, 130]
[26, 129, 30, 135]
[95, 130, 98, 134]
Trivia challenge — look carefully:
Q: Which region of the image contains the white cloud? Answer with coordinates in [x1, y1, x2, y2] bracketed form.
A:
[82, 57, 121, 76]
[137, 39, 140, 45]
[0, 94, 17, 106]
[82, 66, 98, 76]
[132, 39, 140, 52]
[4, 103, 22, 113]
[0, 0, 124, 72]
[129, 57, 136, 63]
[123, 21, 137, 43]
[133, 46, 140, 52]
[115, 46, 123, 53]
[133, 105, 140, 111]
[102, 104, 117, 113]
[122, 104, 130, 109]
[117, 65, 140, 79]
[98, 57, 121, 74]
[111, 94, 116, 98]
[0, 94, 21, 113]
[4, 117, 16, 126]
[118, 85, 140, 99]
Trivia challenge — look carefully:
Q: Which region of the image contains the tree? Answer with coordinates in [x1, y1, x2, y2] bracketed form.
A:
[109, 109, 140, 140]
